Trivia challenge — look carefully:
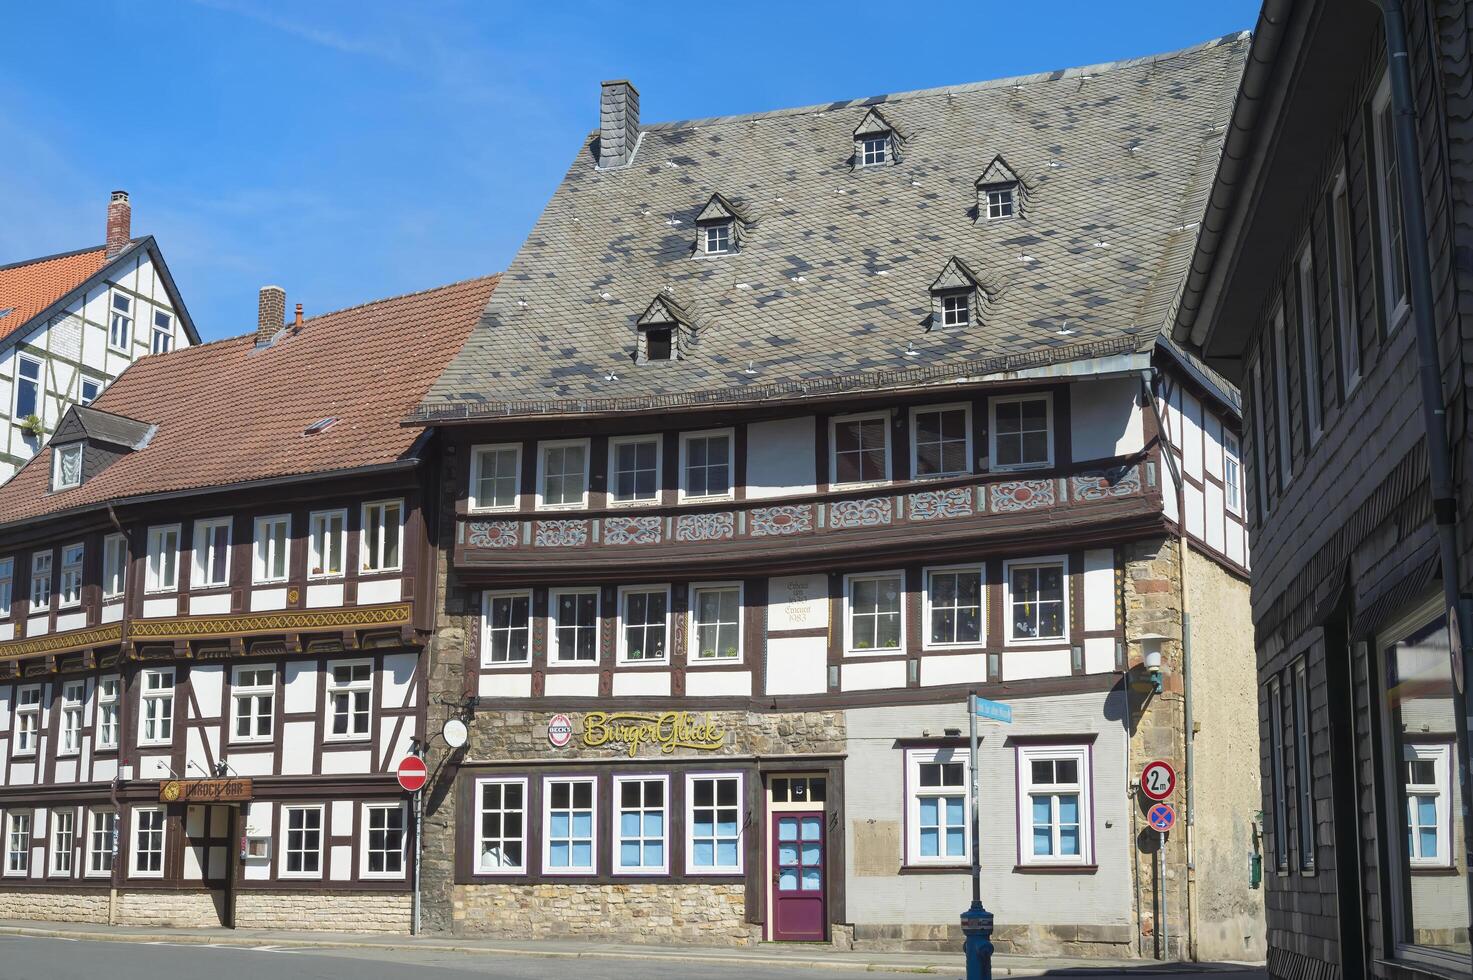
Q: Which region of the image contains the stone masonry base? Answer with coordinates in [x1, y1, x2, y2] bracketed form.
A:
[0, 888, 409, 932]
[853, 922, 1133, 958]
[233, 890, 410, 932]
[452, 882, 757, 946]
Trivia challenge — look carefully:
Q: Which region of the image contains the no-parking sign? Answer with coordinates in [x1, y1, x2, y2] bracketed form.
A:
[1147, 802, 1176, 833]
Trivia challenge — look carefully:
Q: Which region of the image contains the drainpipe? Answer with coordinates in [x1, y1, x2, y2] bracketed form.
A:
[1376, 0, 1473, 964]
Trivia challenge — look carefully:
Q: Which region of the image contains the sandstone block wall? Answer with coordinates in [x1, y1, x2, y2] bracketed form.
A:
[453, 882, 754, 945]
[117, 888, 225, 927]
[0, 888, 110, 923]
[234, 890, 410, 932]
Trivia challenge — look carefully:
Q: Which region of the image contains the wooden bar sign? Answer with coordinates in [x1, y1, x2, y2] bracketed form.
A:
[159, 778, 253, 803]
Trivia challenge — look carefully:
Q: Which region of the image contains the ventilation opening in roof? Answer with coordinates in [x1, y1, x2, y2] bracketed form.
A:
[645, 328, 673, 361]
[304, 417, 339, 436]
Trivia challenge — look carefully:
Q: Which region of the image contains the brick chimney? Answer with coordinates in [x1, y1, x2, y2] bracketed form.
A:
[105, 190, 131, 259]
[257, 285, 286, 345]
[598, 80, 640, 169]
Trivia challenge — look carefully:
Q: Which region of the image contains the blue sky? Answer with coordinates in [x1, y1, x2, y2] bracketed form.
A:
[0, 1, 1260, 342]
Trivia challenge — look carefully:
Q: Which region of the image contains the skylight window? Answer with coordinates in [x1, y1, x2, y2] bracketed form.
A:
[304, 417, 339, 436]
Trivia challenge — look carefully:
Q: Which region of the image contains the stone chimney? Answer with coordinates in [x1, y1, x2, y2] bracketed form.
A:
[105, 190, 131, 259]
[257, 285, 286, 344]
[598, 80, 640, 168]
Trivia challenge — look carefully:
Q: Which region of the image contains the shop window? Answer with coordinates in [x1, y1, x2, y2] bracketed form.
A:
[686, 773, 742, 874]
[543, 777, 596, 874]
[536, 440, 589, 509]
[281, 805, 323, 878]
[96, 677, 119, 750]
[1292, 659, 1316, 871]
[613, 775, 668, 875]
[326, 661, 372, 740]
[471, 444, 521, 512]
[50, 810, 74, 876]
[363, 803, 406, 878]
[845, 571, 904, 655]
[30, 550, 51, 607]
[192, 518, 232, 589]
[60, 681, 85, 754]
[549, 589, 599, 663]
[132, 808, 163, 877]
[482, 590, 532, 667]
[232, 666, 275, 742]
[610, 436, 660, 504]
[1017, 744, 1092, 866]
[5, 812, 29, 875]
[1005, 558, 1067, 643]
[912, 404, 971, 477]
[361, 499, 403, 572]
[989, 394, 1053, 470]
[925, 565, 984, 648]
[252, 516, 288, 585]
[830, 412, 891, 485]
[307, 509, 346, 578]
[14, 685, 40, 755]
[618, 586, 669, 664]
[905, 748, 969, 865]
[476, 777, 526, 874]
[690, 583, 741, 661]
[87, 810, 115, 876]
[139, 668, 174, 746]
[679, 430, 733, 500]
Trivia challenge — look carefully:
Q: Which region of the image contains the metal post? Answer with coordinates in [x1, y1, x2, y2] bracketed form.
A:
[960, 693, 993, 980]
[412, 788, 423, 935]
[1159, 831, 1169, 960]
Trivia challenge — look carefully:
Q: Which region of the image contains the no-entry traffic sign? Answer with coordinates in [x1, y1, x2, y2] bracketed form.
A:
[1140, 759, 1176, 801]
[1147, 802, 1176, 833]
[397, 755, 428, 793]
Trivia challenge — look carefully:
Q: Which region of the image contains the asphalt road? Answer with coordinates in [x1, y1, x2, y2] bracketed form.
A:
[0, 934, 1270, 980]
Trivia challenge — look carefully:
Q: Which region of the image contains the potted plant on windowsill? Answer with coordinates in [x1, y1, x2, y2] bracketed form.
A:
[17, 414, 44, 440]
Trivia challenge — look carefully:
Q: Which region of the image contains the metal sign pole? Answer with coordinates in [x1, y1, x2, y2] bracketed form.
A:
[970, 693, 981, 907]
[960, 692, 993, 980]
[1159, 830, 1168, 959]
[412, 788, 423, 935]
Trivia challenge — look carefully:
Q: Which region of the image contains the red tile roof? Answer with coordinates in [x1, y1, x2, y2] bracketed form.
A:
[0, 274, 499, 525]
[0, 247, 109, 342]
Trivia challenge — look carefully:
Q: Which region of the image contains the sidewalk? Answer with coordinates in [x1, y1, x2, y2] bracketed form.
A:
[0, 918, 1264, 977]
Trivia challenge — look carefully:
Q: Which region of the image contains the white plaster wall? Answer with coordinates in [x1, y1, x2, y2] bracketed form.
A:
[747, 417, 816, 498]
[765, 636, 827, 695]
[1069, 379, 1144, 461]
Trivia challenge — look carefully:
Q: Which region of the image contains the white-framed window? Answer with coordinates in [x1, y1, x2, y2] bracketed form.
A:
[102, 534, 127, 600]
[481, 590, 531, 667]
[139, 668, 174, 746]
[911, 403, 971, 478]
[53, 444, 82, 490]
[362, 803, 406, 879]
[1017, 743, 1092, 866]
[192, 518, 232, 590]
[1223, 434, 1243, 517]
[1292, 659, 1315, 871]
[536, 439, 589, 509]
[470, 444, 522, 512]
[476, 777, 527, 874]
[0, 557, 12, 617]
[609, 436, 661, 505]
[80, 378, 102, 406]
[924, 564, 984, 648]
[5, 812, 30, 875]
[15, 685, 40, 755]
[96, 676, 119, 750]
[108, 294, 133, 351]
[1331, 170, 1361, 394]
[830, 412, 891, 486]
[613, 774, 668, 875]
[860, 135, 888, 166]
[845, 571, 904, 655]
[231, 665, 274, 742]
[940, 292, 970, 328]
[13, 355, 40, 421]
[58, 543, 83, 608]
[905, 747, 969, 865]
[1371, 74, 1410, 327]
[151, 310, 173, 355]
[1271, 304, 1292, 483]
[145, 525, 180, 593]
[618, 585, 669, 664]
[59, 680, 85, 754]
[1269, 676, 1289, 872]
[1405, 742, 1452, 868]
[252, 515, 289, 584]
[543, 776, 596, 874]
[703, 223, 732, 255]
[131, 808, 163, 877]
[686, 773, 743, 873]
[50, 809, 75, 876]
[1005, 557, 1067, 643]
[307, 509, 346, 579]
[549, 588, 600, 664]
[30, 550, 52, 608]
[1297, 247, 1323, 444]
[679, 429, 734, 501]
[361, 499, 403, 572]
[281, 805, 323, 878]
[986, 185, 1016, 220]
[689, 583, 742, 662]
[990, 393, 1053, 470]
[326, 660, 372, 740]
[87, 809, 116, 876]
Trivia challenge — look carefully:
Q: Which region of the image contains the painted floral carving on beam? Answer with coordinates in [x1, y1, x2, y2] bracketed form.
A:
[990, 479, 1057, 512]
[750, 504, 814, 537]
[908, 487, 976, 521]
[828, 497, 892, 529]
[604, 515, 662, 546]
[533, 519, 590, 548]
[675, 511, 735, 543]
[1072, 465, 1142, 501]
[468, 521, 521, 549]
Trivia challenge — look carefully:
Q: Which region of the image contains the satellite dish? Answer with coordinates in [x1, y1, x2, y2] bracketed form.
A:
[442, 718, 469, 750]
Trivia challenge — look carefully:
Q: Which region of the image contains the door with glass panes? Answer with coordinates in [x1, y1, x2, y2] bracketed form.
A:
[768, 775, 826, 942]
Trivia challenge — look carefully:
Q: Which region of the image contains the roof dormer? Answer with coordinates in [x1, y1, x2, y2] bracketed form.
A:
[928, 257, 988, 330]
[975, 154, 1024, 221]
[694, 193, 749, 256]
[853, 107, 902, 168]
[47, 405, 154, 492]
[635, 294, 695, 362]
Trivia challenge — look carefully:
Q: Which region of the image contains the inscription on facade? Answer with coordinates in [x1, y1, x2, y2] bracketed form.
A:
[579, 711, 726, 757]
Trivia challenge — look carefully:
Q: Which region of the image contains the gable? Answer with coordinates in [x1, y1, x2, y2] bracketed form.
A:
[975, 154, 1022, 187]
[636, 294, 694, 330]
[695, 193, 739, 224]
[853, 106, 897, 139]
[930, 257, 983, 293]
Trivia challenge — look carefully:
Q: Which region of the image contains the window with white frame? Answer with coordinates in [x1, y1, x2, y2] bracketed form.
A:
[925, 566, 983, 647]
[362, 499, 403, 572]
[1405, 743, 1452, 868]
[831, 413, 890, 485]
[550, 589, 599, 663]
[1331, 171, 1361, 392]
[537, 440, 588, 508]
[50, 809, 74, 875]
[88, 809, 115, 875]
[703, 222, 732, 255]
[476, 777, 526, 873]
[1292, 659, 1315, 871]
[1269, 677, 1289, 871]
[470, 444, 521, 512]
[860, 136, 888, 166]
[912, 404, 971, 477]
[905, 748, 969, 865]
[1372, 75, 1409, 325]
[327, 661, 371, 740]
[687, 773, 742, 873]
[58, 543, 83, 607]
[53, 444, 82, 490]
[1271, 305, 1292, 484]
[1006, 559, 1066, 642]
[109, 294, 133, 351]
[96, 677, 119, 750]
[253, 515, 289, 583]
[231, 665, 274, 742]
[363, 803, 405, 877]
[307, 509, 346, 578]
[690, 584, 741, 661]
[610, 437, 660, 504]
[102, 534, 126, 600]
[614, 775, 668, 874]
[990, 394, 1053, 470]
[282, 806, 323, 877]
[677, 430, 733, 501]
[140, 668, 174, 745]
[15, 685, 40, 755]
[1223, 434, 1243, 516]
[846, 571, 903, 654]
[192, 518, 231, 589]
[1017, 744, 1092, 866]
[0, 557, 11, 617]
[60, 681, 85, 754]
[619, 586, 669, 663]
[13, 355, 40, 421]
[80, 378, 102, 406]
[145, 525, 179, 593]
[132, 808, 163, 875]
[985, 185, 1016, 220]
[940, 293, 970, 328]
[151, 311, 173, 355]
[30, 550, 52, 607]
[1297, 248, 1323, 443]
[5, 812, 30, 874]
[543, 777, 596, 874]
[482, 590, 531, 666]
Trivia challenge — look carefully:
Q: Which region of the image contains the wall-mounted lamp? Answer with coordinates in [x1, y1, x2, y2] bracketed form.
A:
[1136, 633, 1168, 695]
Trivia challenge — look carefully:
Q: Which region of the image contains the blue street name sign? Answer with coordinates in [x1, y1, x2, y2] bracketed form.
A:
[972, 696, 1013, 724]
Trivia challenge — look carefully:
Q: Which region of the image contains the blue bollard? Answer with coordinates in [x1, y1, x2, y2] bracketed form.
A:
[960, 900, 994, 980]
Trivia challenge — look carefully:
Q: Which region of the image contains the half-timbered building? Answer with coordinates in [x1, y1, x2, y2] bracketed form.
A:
[0, 274, 497, 930]
[408, 39, 1264, 959]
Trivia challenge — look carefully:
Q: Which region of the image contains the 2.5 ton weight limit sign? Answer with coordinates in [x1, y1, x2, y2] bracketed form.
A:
[1139, 759, 1176, 801]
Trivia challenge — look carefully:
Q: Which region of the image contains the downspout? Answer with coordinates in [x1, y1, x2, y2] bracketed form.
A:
[1376, 0, 1473, 965]
[104, 502, 128, 927]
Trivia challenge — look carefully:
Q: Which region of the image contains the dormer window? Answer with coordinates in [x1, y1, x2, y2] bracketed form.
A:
[52, 444, 82, 490]
[635, 294, 694, 363]
[646, 327, 674, 361]
[929, 257, 987, 331]
[704, 224, 731, 255]
[861, 137, 888, 167]
[975, 154, 1024, 222]
[985, 185, 1015, 220]
[853, 107, 901, 168]
[940, 294, 970, 328]
[694, 193, 748, 257]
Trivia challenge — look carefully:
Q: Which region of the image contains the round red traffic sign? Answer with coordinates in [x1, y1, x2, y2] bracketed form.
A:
[1140, 760, 1176, 801]
[1147, 802, 1176, 833]
[397, 755, 428, 793]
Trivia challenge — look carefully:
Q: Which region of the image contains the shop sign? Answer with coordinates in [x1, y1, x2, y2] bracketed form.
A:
[158, 778, 253, 804]
[580, 711, 726, 757]
[547, 713, 574, 748]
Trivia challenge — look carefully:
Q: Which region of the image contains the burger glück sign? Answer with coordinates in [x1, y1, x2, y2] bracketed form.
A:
[546, 710, 726, 756]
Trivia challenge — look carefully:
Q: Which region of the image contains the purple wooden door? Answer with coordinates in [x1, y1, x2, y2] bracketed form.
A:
[771, 811, 826, 941]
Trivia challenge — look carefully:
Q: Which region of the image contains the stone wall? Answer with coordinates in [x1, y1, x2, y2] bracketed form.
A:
[0, 888, 111, 923]
[234, 890, 410, 932]
[117, 888, 225, 927]
[453, 882, 754, 945]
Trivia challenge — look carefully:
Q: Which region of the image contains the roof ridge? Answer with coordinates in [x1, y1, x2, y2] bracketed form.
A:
[0, 243, 106, 274]
[287, 272, 502, 327]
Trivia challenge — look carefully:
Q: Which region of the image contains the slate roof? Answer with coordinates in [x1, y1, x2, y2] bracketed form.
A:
[0, 246, 109, 343]
[0, 275, 498, 527]
[413, 33, 1249, 422]
[55, 405, 155, 449]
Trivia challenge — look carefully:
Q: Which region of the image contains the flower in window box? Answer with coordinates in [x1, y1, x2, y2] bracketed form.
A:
[18, 414, 43, 439]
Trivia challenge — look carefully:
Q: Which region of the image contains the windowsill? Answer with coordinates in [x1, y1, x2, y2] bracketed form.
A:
[360, 567, 403, 577]
[1005, 635, 1069, 648]
[278, 873, 324, 881]
[360, 872, 407, 882]
[137, 742, 173, 750]
[677, 493, 735, 505]
[481, 660, 533, 671]
[911, 470, 973, 482]
[899, 863, 971, 874]
[608, 499, 662, 509]
[615, 659, 672, 669]
[226, 737, 275, 748]
[306, 574, 346, 582]
[324, 737, 372, 746]
[921, 643, 987, 655]
[56, 750, 79, 759]
[542, 869, 597, 877]
[684, 867, 742, 877]
[142, 590, 179, 597]
[829, 480, 891, 492]
[251, 580, 288, 588]
[468, 506, 520, 517]
[991, 463, 1053, 474]
[473, 867, 528, 877]
[546, 660, 600, 670]
[190, 585, 230, 594]
[1410, 865, 1461, 876]
[94, 747, 119, 755]
[535, 502, 589, 513]
[1013, 863, 1098, 874]
[685, 657, 744, 669]
[844, 648, 906, 659]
